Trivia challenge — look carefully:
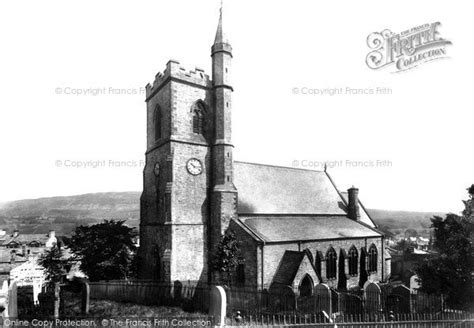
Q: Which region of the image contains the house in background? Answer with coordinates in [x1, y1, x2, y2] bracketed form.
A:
[0, 230, 57, 285]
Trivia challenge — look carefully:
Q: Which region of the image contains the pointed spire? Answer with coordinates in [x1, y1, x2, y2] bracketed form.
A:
[214, 0, 229, 45]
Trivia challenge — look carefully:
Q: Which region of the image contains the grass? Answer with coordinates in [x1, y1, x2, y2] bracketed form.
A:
[89, 300, 207, 317]
[62, 292, 208, 317]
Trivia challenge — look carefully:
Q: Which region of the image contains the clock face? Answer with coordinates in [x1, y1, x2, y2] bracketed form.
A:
[186, 158, 202, 175]
[153, 163, 160, 177]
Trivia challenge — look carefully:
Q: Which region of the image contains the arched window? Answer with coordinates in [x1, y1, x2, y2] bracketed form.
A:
[299, 274, 313, 297]
[154, 105, 162, 141]
[368, 244, 378, 272]
[29, 241, 40, 248]
[236, 258, 245, 285]
[348, 246, 358, 275]
[326, 247, 337, 279]
[315, 251, 322, 278]
[192, 101, 206, 134]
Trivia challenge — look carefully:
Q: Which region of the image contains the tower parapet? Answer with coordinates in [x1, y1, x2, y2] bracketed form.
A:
[145, 60, 211, 101]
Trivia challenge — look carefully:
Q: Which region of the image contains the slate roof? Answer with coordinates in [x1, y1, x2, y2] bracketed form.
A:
[339, 191, 377, 227]
[272, 251, 306, 285]
[1, 233, 51, 246]
[234, 162, 346, 215]
[238, 216, 381, 243]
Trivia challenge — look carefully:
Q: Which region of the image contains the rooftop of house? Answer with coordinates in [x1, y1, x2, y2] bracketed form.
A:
[0, 231, 56, 247]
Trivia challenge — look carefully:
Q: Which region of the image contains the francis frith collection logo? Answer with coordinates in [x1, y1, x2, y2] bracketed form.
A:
[366, 22, 452, 72]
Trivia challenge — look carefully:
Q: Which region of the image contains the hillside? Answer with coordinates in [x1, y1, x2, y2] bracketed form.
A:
[0, 192, 445, 236]
[367, 209, 445, 237]
[0, 192, 140, 235]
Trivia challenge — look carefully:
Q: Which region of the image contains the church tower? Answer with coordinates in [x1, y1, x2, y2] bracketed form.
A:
[138, 5, 237, 283]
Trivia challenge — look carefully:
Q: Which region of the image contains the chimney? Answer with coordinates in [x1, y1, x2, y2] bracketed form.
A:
[347, 186, 360, 220]
[10, 250, 16, 264]
[12, 230, 19, 238]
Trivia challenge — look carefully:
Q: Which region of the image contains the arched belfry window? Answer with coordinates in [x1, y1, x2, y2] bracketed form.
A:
[326, 247, 337, 279]
[368, 244, 378, 272]
[154, 105, 162, 141]
[348, 246, 358, 275]
[192, 101, 206, 134]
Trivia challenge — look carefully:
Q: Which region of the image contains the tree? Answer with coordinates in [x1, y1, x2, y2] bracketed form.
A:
[66, 220, 138, 281]
[462, 184, 474, 219]
[212, 230, 241, 285]
[393, 239, 416, 254]
[404, 229, 418, 238]
[415, 186, 473, 310]
[378, 225, 394, 239]
[38, 244, 68, 288]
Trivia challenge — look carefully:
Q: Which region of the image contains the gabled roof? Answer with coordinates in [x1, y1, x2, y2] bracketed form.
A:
[238, 216, 381, 243]
[272, 251, 306, 285]
[2, 233, 50, 246]
[233, 162, 347, 215]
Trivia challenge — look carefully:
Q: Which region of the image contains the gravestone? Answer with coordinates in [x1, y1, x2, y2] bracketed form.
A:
[8, 282, 18, 318]
[389, 285, 410, 313]
[364, 282, 381, 313]
[209, 286, 226, 327]
[268, 284, 296, 312]
[314, 283, 332, 314]
[81, 281, 90, 314]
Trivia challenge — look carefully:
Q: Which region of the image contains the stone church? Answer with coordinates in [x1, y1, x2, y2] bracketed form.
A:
[138, 8, 390, 294]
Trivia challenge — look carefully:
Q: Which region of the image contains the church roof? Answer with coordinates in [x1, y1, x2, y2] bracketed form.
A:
[238, 216, 381, 243]
[233, 162, 347, 215]
[339, 191, 377, 227]
[272, 251, 306, 285]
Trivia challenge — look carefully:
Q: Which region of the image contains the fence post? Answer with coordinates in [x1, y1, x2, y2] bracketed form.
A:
[209, 286, 226, 327]
[54, 283, 60, 319]
[7, 281, 18, 318]
[81, 281, 90, 314]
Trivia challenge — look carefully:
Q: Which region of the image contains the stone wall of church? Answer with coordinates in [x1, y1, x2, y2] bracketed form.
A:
[257, 237, 385, 290]
[262, 243, 300, 288]
[138, 225, 171, 280]
[146, 83, 171, 150]
[171, 224, 208, 282]
[292, 256, 320, 292]
[169, 80, 213, 143]
[170, 143, 210, 225]
[300, 237, 384, 290]
[228, 220, 258, 286]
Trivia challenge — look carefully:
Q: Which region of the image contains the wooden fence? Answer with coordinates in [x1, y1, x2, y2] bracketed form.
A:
[89, 280, 209, 312]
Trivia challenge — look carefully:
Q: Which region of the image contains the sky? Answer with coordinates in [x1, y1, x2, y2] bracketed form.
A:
[0, 0, 472, 213]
